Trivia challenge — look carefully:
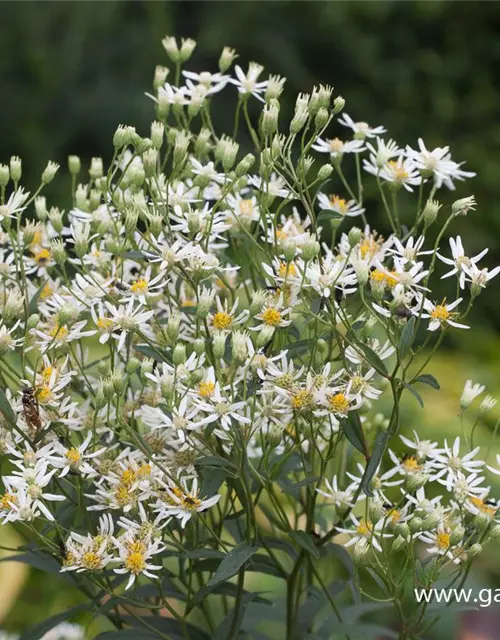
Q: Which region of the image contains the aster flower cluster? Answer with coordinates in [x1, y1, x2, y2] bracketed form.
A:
[0, 35, 498, 640]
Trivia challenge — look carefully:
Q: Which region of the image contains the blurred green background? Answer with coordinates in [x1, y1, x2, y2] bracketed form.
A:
[1, 1, 500, 638]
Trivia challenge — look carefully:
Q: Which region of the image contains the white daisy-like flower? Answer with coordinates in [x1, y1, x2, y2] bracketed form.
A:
[437, 236, 488, 289]
[231, 62, 268, 101]
[311, 136, 365, 159]
[420, 298, 469, 331]
[316, 193, 365, 218]
[337, 113, 386, 139]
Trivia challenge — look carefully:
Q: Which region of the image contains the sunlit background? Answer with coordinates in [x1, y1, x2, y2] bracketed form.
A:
[1, 1, 499, 638]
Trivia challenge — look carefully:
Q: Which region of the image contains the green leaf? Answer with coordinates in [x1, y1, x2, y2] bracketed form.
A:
[123, 250, 149, 260]
[413, 373, 440, 390]
[20, 603, 90, 640]
[362, 430, 390, 497]
[133, 343, 170, 363]
[123, 617, 210, 640]
[317, 209, 343, 223]
[289, 531, 320, 559]
[249, 554, 287, 578]
[350, 340, 388, 376]
[0, 551, 61, 573]
[0, 387, 16, 427]
[206, 543, 258, 588]
[321, 543, 354, 576]
[28, 280, 47, 315]
[398, 315, 415, 359]
[341, 412, 367, 455]
[95, 633, 155, 640]
[404, 382, 424, 408]
[282, 475, 320, 492]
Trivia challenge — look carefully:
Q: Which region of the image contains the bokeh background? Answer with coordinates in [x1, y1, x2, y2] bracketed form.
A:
[1, 1, 500, 638]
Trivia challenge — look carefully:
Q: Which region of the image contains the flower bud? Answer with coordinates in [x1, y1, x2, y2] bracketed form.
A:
[0, 165, 9, 188]
[153, 65, 169, 90]
[102, 377, 115, 401]
[352, 538, 370, 562]
[250, 291, 267, 316]
[315, 107, 329, 130]
[179, 38, 196, 62]
[317, 164, 333, 181]
[301, 239, 320, 262]
[166, 312, 181, 343]
[235, 153, 255, 178]
[452, 195, 476, 216]
[257, 325, 275, 348]
[48, 207, 64, 234]
[408, 517, 423, 533]
[261, 100, 280, 136]
[143, 149, 158, 178]
[450, 526, 465, 546]
[290, 109, 308, 135]
[489, 524, 500, 540]
[89, 157, 103, 180]
[333, 96, 345, 115]
[219, 46, 238, 73]
[193, 338, 206, 356]
[232, 330, 248, 363]
[283, 239, 296, 263]
[173, 131, 190, 167]
[422, 199, 441, 226]
[140, 357, 154, 379]
[41, 161, 60, 185]
[27, 313, 40, 330]
[113, 125, 129, 149]
[10, 156, 22, 183]
[173, 344, 187, 366]
[150, 121, 165, 150]
[369, 500, 384, 524]
[348, 226, 362, 248]
[467, 543, 482, 559]
[405, 471, 428, 492]
[213, 332, 227, 359]
[162, 36, 180, 62]
[111, 371, 125, 395]
[51, 239, 67, 266]
[126, 357, 140, 375]
[392, 535, 406, 552]
[473, 513, 491, 533]
[394, 523, 410, 539]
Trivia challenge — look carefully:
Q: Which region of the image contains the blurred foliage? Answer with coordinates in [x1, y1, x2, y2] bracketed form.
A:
[1, 1, 500, 637]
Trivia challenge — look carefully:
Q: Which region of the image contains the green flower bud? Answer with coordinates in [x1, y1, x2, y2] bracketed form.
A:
[0, 164, 9, 188]
[10, 156, 22, 183]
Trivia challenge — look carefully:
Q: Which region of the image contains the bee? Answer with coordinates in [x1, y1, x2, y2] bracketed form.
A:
[22, 386, 42, 433]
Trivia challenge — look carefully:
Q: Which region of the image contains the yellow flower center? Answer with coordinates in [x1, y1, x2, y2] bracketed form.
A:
[199, 381, 215, 397]
[81, 551, 102, 570]
[261, 308, 282, 326]
[65, 448, 81, 465]
[63, 552, 76, 567]
[356, 519, 372, 537]
[388, 160, 409, 181]
[436, 532, 450, 549]
[239, 199, 254, 217]
[278, 262, 297, 278]
[130, 278, 148, 294]
[121, 469, 137, 488]
[431, 305, 450, 321]
[34, 248, 51, 265]
[49, 324, 68, 341]
[127, 539, 147, 555]
[329, 195, 348, 214]
[115, 484, 134, 507]
[291, 389, 313, 410]
[402, 456, 421, 472]
[181, 493, 202, 510]
[388, 508, 401, 524]
[40, 283, 54, 300]
[36, 386, 52, 404]
[97, 317, 113, 331]
[212, 311, 233, 330]
[0, 493, 17, 510]
[328, 393, 350, 415]
[360, 237, 381, 259]
[137, 463, 152, 478]
[328, 138, 344, 153]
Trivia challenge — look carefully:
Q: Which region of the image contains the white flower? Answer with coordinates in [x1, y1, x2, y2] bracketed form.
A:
[420, 298, 469, 331]
[0, 187, 30, 220]
[437, 236, 488, 289]
[311, 137, 365, 159]
[405, 138, 475, 190]
[113, 532, 165, 590]
[231, 62, 268, 101]
[460, 380, 485, 409]
[154, 476, 221, 528]
[337, 113, 386, 139]
[316, 193, 365, 218]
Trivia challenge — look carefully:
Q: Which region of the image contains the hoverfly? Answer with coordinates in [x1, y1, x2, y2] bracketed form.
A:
[22, 386, 42, 433]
